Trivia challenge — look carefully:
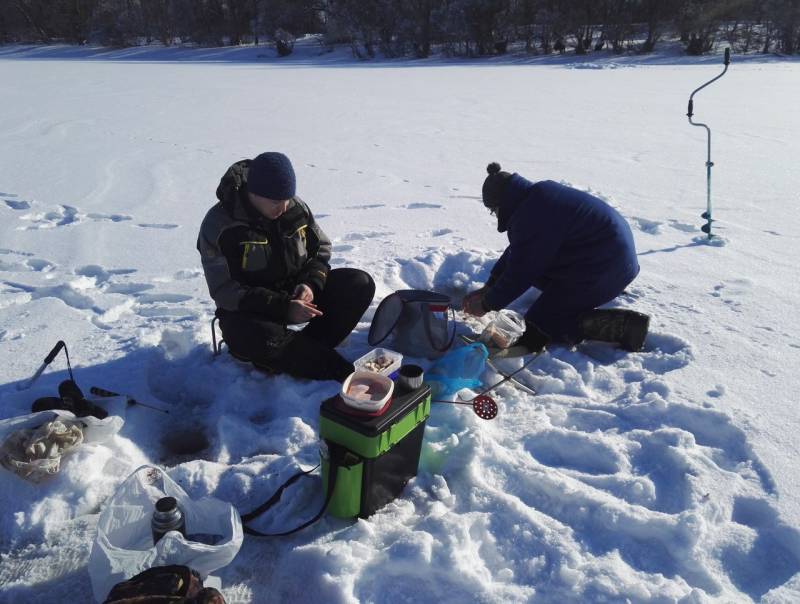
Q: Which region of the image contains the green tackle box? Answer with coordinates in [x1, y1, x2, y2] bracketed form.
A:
[319, 383, 431, 519]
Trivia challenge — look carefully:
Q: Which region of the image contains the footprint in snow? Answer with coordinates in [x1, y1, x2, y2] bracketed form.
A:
[633, 216, 663, 235]
[138, 306, 197, 319]
[710, 280, 750, 312]
[345, 203, 385, 210]
[404, 202, 442, 210]
[26, 258, 55, 272]
[721, 497, 800, 600]
[0, 251, 55, 273]
[136, 223, 179, 229]
[86, 212, 132, 222]
[344, 231, 393, 241]
[173, 269, 201, 280]
[12, 200, 138, 230]
[18, 204, 80, 229]
[0, 248, 34, 257]
[106, 282, 154, 295]
[75, 264, 137, 283]
[524, 430, 624, 475]
[668, 219, 699, 233]
[137, 293, 193, 304]
[3, 280, 102, 313]
[4, 199, 31, 210]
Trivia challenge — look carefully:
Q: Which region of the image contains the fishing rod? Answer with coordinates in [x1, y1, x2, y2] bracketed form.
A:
[90, 386, 170, 414]
[687, 47, 731, 239]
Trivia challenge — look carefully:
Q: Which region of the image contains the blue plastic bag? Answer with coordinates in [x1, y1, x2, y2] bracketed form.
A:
[426, 342, 488, 396]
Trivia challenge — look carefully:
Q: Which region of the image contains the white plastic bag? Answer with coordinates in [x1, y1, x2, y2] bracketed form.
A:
[0, 409, 124, 481]
[89, 464, 243, 603]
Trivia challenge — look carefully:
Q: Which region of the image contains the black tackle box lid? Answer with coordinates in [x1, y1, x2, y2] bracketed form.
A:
[320, 383, 431, 437]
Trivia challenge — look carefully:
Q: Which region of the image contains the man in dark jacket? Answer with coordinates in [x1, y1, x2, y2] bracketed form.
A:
[197, 152, 375, 381]
[463, 163, 649, 352]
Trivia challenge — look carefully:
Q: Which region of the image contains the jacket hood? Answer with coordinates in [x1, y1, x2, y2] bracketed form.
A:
[216, 159, 253, 221]
[496, 173, 535, 232]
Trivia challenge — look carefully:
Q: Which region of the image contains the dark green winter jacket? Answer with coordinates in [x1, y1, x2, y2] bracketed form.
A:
[197, 159, 332, 322]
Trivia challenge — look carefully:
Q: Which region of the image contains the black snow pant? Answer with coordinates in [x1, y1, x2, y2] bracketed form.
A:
[218, 268, 375, 382]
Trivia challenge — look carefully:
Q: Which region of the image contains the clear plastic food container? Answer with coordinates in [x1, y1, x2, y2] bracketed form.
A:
[340, 371, 395, 412]
[354, 348, 403, 377]
[479, 310, 526, 349]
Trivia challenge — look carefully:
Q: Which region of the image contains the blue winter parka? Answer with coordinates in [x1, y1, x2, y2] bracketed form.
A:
[483, 174, 640, 311]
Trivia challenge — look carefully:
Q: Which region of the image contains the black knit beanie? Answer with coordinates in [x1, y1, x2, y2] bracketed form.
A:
[247, 152, 296, 200]
[481, 162, 512, 208]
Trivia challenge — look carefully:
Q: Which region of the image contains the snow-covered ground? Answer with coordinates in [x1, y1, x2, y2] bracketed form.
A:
[1, 42, 799, 602]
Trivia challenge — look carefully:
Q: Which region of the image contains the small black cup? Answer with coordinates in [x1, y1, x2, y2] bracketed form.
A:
[398, 364, 424, 392]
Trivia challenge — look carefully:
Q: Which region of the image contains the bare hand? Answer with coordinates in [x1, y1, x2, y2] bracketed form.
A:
[293, 283, 314, 303]
[462, 290, 488, 317]
[287, 299, 323, 324]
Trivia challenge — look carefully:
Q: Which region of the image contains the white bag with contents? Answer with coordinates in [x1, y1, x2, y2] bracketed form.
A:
[0, 410, 123, 481]
[88, 464, 243, 603]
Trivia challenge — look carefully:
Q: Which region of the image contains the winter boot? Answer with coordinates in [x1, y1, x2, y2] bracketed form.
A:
[578, 309, 650, 352]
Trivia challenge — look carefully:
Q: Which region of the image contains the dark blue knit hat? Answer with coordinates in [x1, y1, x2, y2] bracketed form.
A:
[247, 152, 296, 200]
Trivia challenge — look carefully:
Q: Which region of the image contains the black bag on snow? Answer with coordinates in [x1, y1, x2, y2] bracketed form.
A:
[368, 290, 456, 359]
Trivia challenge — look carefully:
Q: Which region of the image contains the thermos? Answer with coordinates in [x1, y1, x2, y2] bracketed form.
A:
[151, 496, 186, 544]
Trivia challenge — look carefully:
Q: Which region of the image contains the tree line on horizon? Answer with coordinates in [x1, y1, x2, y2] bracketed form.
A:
[2, 0, 798, 57]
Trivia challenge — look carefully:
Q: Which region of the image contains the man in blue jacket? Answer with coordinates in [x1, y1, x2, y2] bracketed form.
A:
[463, 163, 649, 352]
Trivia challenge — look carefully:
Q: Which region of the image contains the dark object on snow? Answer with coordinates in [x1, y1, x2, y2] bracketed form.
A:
[579, 308, 650, 352]
[368, 290, 456, 359]
[32, 379, 108, 420]
[246, 151, 296, 200]
[152, 496, 187, 545]
[103, 565, 225, 604]
[20, 341, 108, 418]
[687, 48, 731, 239]
[481, 162, 512, 209]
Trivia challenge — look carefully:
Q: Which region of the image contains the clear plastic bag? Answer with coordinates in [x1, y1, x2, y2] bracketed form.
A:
[426, 342, 489, 397]
[88, 464, 243, 603]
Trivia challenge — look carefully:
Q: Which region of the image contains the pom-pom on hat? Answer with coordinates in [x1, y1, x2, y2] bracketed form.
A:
[247, 152, 296, 200]
[481, 162, 512, 208]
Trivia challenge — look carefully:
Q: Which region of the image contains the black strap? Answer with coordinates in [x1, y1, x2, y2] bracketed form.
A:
[423, 304, 457, 353]
[240, 454, 339, 538]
